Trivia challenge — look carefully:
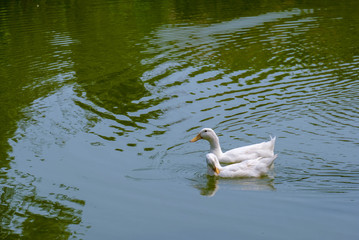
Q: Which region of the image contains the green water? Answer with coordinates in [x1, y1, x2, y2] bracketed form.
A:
[1, 0, 359, 239]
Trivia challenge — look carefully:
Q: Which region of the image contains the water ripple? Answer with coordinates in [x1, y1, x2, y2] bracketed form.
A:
[71, 8, 359, 192]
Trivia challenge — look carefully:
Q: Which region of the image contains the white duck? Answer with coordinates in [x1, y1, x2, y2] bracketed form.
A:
[190, 128, 276, 164]
[206, 153, 277, 178]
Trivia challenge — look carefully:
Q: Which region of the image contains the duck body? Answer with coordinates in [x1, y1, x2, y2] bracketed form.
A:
[206, 153, 277, 178]
[190, 128, 276, 164]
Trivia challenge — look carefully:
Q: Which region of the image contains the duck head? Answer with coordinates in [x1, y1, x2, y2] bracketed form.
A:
[190, 128, 217, 142]
[206, 153, 220, 174]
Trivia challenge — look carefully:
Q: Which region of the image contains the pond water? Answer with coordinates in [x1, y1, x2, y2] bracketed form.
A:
[1, 0, 359, 239]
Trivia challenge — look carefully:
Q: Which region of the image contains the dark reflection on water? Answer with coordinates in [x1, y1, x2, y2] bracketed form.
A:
[0, 170, 84, 239]
[1, 0, 359, 239]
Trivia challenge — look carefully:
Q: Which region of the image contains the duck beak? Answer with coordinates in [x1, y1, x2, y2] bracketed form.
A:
[214, 167, 220, 174]
[190, 134, 202, 142]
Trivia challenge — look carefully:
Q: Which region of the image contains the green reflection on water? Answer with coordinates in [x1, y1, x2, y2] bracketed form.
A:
[1, 0, 359, 239]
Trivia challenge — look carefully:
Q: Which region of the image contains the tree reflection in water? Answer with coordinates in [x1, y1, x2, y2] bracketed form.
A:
[0, 168, 85, 239]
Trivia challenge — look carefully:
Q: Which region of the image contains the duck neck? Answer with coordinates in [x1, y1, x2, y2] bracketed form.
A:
[209, 135, 223, 157]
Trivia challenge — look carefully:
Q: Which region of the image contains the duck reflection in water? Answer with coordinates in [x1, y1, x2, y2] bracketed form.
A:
[192, 171, 276, 197]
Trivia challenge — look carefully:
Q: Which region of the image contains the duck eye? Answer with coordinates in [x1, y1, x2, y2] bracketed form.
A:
[204, 130, 207, 132]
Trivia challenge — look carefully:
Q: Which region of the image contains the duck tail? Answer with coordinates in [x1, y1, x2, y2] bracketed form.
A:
[270, 154, 278, 166]
[269, 135, 276, 152]
[263, 154, 278, 167]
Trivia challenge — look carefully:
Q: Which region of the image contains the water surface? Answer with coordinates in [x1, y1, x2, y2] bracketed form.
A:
[1, 0, 359, 239]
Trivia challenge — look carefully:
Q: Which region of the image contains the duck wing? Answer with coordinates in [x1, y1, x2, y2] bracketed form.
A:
[220, 138, 276, 163]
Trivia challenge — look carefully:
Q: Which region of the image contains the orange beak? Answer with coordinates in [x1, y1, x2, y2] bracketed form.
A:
[190, 134, 202, 142]
[214, 167, 220, 174]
